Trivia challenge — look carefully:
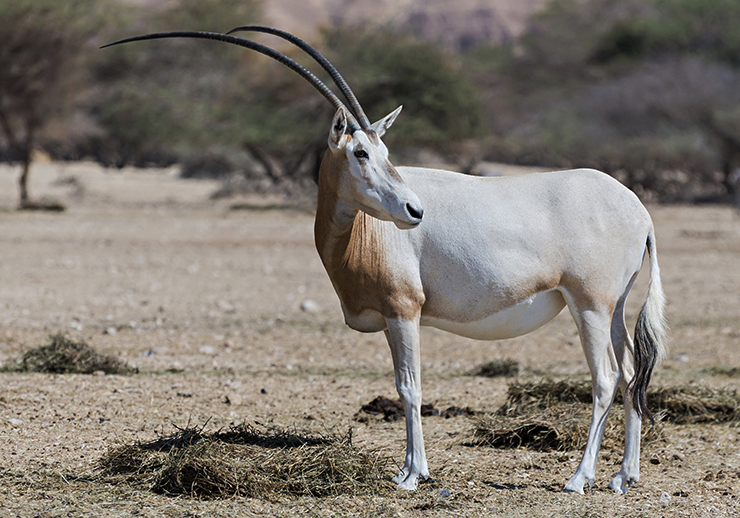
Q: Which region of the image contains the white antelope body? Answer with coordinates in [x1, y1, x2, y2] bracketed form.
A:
[106, 26, 667, 494]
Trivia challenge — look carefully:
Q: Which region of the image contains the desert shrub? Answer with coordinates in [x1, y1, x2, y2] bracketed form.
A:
[470, 0, 740, 201]
[324, 26, 485, 149]
[0, 0, 101, 204]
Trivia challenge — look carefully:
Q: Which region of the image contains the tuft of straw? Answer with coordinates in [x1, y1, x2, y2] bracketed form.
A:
[99, 422, 392, 499]
[469, 359, 520, 378]
[649, 385, 740, 424]
[6, 333, 136, 375]
[471, 406, 664, 452]
[497, 380, 594, 416]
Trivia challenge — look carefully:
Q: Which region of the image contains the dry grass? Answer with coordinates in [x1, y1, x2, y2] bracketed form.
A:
[469, 378, 740, 452]
[98, 422, 393, 499]
[2, 333, 136, 375]
[469, 359, 520, 378]
[471, 406, 665, 452]
[497, 379, 594, 416]
[497, 379, 740, 423]
[649, 385, 740, 424]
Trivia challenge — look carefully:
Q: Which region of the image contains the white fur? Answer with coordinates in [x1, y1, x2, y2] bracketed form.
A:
[317, 108, 667, 493]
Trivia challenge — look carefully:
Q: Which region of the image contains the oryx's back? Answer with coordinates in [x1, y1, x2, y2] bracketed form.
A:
[397, 167, 654, 336]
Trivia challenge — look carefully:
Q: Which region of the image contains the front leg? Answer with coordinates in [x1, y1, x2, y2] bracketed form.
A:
[384, 315, 428, 490]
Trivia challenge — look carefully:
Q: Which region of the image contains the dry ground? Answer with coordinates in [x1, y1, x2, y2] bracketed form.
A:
[0, 161, 739, 517]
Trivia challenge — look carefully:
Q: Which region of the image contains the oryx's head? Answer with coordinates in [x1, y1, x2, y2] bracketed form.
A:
[327, 105, 423, 229]
[101, 25, 424, 229]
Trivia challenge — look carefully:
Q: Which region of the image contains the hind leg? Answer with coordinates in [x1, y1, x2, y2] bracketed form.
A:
[563, 305, 621, 494]
[608, 295, 642, 493]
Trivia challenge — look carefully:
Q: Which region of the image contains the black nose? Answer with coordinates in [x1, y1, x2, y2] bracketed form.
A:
[406, 203, 424, 221]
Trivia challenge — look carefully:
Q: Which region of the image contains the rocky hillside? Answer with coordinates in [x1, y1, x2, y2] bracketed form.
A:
[318, 0, 551, 50]
[113, 0, 552, 49]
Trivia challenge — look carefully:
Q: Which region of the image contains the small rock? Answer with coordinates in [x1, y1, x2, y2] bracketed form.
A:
[650, 456, 661, 465]
[672, 452, 685, 461]
[104, 327, 117, 336]
[93, 370, 106, 377]
[300, 299, 320, 313]
[659, 491, 671, 505]
[8, 418, 22, 427]
[260, 388, 268, 394]
[199, 345, 216, 355]
[217, 299, 236, 313]
[225, 393, 243, 406]
[437, 488, 451, 498]
[177, 390, 194, 398]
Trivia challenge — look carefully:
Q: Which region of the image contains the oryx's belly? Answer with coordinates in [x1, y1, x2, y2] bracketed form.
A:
[420, 290, 567, 340]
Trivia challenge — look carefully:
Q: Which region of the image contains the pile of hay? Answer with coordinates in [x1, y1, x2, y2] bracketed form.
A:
[649, 385, 740, 424]
[99, 422, 392, 499]
[5, 333, 135, 375]
[472, 378, 740, 451]
[497, 379, 594, 416]
[471, 379, 663, 452]
[472, 407, 663, 452]
[469, 359, 520, 378]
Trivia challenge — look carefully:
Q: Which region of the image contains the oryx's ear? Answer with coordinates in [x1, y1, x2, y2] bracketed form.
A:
[329, 106, 350, 150]
[371, 105, 403, 137]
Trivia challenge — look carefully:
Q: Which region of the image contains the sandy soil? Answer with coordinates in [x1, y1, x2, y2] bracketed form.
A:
[0, 161, 739, 516]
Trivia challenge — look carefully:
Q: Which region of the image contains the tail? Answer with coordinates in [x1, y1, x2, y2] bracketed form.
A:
[630, 230, 668, 423]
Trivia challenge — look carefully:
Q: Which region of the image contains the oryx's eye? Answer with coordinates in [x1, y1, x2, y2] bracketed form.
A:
[354, 149, 369, 160]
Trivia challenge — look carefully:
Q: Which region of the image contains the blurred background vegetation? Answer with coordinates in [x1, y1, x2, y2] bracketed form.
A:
[1, 0, 740, 204]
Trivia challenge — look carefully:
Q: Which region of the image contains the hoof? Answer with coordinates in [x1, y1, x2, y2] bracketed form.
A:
[563, 473, 594, 494]
[391, 467, 427, 490]
[608, 473, 636, 494]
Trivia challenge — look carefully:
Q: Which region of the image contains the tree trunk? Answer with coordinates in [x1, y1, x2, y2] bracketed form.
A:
[18, 121, 35, 207]
[244, 143, 286, 183]
[19, 157, 31, 206]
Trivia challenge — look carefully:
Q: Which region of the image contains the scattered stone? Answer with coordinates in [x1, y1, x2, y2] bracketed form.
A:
[177, 390, 194, 398]
[105, 327, 117, 336]
[437, 488, 451, 498]
[300, 299, 320, 313]
[217, 299, 236, 313]
[8, 418, 22, 427]
[199, 345, 216, 355]
[225, 393, 243, 406]
[660, 491, 671, 504]
[260, 388, 268, 394]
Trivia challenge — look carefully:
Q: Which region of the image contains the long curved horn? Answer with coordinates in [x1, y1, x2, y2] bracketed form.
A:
[227, 25, 371, 131]
[101, 31, 361, 132]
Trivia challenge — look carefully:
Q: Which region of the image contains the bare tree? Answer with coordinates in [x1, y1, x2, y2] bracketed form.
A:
[0, 5, 86, 207]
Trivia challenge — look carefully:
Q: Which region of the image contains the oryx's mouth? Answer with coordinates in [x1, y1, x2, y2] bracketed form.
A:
[406, 202, 424, 223]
